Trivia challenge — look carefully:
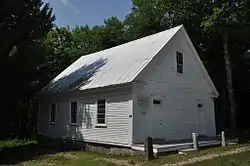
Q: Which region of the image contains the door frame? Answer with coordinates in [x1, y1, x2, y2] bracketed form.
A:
[150, 95, 165, 139]
[197, 101, 206, 136]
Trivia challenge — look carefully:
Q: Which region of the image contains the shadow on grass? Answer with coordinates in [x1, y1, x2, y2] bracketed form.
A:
[0, 141, 80, 165]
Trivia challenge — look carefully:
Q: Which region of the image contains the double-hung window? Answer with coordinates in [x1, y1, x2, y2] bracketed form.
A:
[71, 101, 77, 124]
[176, 52, 184, 73]
[50, 103, 56, 123]
[97, 99, 106, 124]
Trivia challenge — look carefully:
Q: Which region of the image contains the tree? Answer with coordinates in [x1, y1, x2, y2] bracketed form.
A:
[43, 27, 74, 80]
[0, 0, 54, 138]
[102, 17, 127, 47]
[72, 25, 105, 57]
[124, 0, 170, 40]
[0, 0, 54, 61]
[201, 0, 250, 136]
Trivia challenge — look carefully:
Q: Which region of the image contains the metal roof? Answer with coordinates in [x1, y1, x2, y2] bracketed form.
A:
[42, 25, 182, 93]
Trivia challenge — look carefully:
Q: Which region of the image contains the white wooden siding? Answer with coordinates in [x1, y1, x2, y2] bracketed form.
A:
[77, 94, 130, 144]
[132, 29, 216, 143]
[38, 100, 69, 138]
[38, 87, 132, 146]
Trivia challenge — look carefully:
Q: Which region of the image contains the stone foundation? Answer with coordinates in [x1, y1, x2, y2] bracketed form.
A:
[37, 135, 143, 156]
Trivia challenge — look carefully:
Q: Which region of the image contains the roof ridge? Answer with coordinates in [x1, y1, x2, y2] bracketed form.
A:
[80, 25, 183, 59]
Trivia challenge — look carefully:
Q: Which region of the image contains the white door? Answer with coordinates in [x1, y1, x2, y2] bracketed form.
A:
[197, 103, 206, 136]
[151, 97, 165, 139]
[134, 108, 152, 143]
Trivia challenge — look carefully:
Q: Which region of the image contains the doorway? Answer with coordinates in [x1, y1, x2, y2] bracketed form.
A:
[197, 103, 206, 136]
[151, 97, 166, 139]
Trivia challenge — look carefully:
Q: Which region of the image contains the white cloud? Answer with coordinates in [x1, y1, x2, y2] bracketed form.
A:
[59, 0, 80, 13]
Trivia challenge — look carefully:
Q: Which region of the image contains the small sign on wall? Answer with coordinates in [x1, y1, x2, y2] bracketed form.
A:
[138, 96, 149, 107]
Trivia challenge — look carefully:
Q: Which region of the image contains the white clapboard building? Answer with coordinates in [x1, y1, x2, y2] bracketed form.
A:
[38, 25, 219, 148]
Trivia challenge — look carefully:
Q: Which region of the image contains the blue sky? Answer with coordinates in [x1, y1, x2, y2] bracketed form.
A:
[43, 0, 133, 27]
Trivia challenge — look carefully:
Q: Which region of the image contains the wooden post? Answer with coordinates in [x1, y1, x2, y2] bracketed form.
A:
[192, 133, 198, 150]
[144, 137, 154, 161]
[221, 131, 226, 147]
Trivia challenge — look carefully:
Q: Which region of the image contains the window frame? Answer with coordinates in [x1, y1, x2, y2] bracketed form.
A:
[96, 99, 107, 128]
[197, 103, 203, 108]
[152, 96, 163, 109]
[49, 103, 57, 124]
[70, 101, 78, 125]
[176, 51, 184, 74]
[153, 99, 162, 105]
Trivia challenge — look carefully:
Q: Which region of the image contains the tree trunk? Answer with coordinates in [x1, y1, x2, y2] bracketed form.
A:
[223, 32, 237, 137]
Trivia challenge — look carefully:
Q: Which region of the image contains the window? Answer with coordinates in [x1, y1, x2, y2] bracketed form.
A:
[197, 103, 203, 108]
[97, 99, 106, 124]
[153, 100, 161, 105]
[71, 101, 77, 124]
[176, 52, 183, 73]
[50, 103, 56, 123]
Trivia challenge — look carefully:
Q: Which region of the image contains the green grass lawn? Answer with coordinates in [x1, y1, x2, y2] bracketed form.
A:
[17, 145, 250, 166]
[152, 145, 245, 165]
[0, 139, 37, 149]
[18, 152, 117, 166]
[0, 139, 117, 166]
[0, 139, 249, 166]
[187, 151, 250, 166]
[113, 145, 248, 166]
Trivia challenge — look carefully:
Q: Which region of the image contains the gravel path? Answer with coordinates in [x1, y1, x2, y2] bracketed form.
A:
[162, 146, 250, 166]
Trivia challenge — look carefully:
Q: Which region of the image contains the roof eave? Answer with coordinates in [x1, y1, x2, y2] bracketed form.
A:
[37, 82, 133, 98]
